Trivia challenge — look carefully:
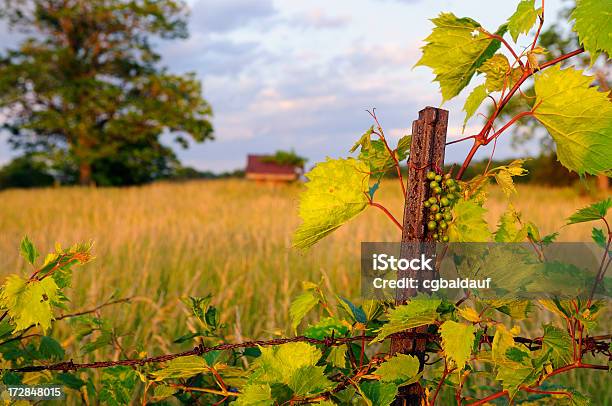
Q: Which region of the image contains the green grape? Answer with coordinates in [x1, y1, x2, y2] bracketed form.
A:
[433, 233, 439, 239]
[434, 175, 442, 182]
[440, 197, 450, 206]
[428, 197, 437, 205]
[442, 235, 449, 242]
[443, 212, 453, 221]
[438, 221, 447, 230]
[433, 186, 443, 195]
[449, 186, 457, 193]
[424, 201, 431, 208]
[446, 193, 455, 200]
[426, 171, 436, 180]
[445, 179, 455, 187]
[430, 204, 440, 213]
[434, 213, 443, 221]
[427, 221, 437, 230]
[429, 181, 439, 189]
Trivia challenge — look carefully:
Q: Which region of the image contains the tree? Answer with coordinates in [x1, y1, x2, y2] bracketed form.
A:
[0, 0, 213, 185]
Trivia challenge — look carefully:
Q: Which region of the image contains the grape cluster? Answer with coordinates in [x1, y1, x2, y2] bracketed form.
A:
[423, 171, 461, 242]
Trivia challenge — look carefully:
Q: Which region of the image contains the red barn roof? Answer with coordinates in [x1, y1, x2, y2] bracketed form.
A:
[246, 155, 300, 175]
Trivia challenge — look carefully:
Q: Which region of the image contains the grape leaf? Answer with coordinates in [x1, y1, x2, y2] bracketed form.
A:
[151, 355, 209, 381]
[495, 206, 526, 242]
[293, 158, 369, 249]
[567, 198, 611, 225]
[532, 66, 612, 175]
[290, 291, 319, 331]
[0, 274, 59, 332]
[571, 0, 612, 64]
[462, 84, 488, 131]
[98, 366, 137, 406]
[507, 0, 539, 42]
[372, 296, 441, 342]
[153, 384, 177, 400]
[448, 200, 492, 242]
[416, 13, 504, 101]
[592, 227, 607, 250]
[489, 160, 528, 198]
[19, 236, 39, 266]
[351, 126, 374, 153]
[288, 365, 333, 396]
[374, 354, 420, 385]
[542, 324, 573, 368]
[232, 384, 273, 406]
[327, 345, 347, 368]
[337, 296, 367, 324]
[358, 381, 398, 406]
[478, 54, 511, 91]
[255, 342, 321, 383]
[39, 336, 65, 360]
[457, 307, 481, 323]
[440, 321, 475, 371]
[303, 317, 349, 340]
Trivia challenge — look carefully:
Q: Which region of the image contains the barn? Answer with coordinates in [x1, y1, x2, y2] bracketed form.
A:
[245, 154, 303, 182]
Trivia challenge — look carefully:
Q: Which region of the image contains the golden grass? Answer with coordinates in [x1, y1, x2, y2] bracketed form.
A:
[0, 179, 609, 402]
[0, 180, 604, 350]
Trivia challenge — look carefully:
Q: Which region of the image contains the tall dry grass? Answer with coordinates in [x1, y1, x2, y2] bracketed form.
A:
[0, 180, 609, 402]
[0, 180, 604, 347]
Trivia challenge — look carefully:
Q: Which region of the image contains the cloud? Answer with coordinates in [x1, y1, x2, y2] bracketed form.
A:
[189, 0, 277, 33]
[287, 9, 350, 30]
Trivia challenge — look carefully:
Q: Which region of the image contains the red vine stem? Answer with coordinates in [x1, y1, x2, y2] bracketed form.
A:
[368, 109, 407, 198]
[455, 47, 585, 179]
[531, 0, 545, 52]
[367, 197, 403, 231]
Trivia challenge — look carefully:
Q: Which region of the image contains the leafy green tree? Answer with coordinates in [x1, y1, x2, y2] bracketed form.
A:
[0, 0, 213, 185]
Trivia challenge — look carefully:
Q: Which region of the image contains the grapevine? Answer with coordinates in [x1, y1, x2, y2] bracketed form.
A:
[0, 1, 610, 405]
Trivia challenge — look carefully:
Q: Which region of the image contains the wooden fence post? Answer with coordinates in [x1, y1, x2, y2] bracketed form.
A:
[391, 106, 448, 405]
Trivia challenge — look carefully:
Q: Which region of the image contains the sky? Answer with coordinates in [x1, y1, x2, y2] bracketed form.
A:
[0, 0, 569, 172]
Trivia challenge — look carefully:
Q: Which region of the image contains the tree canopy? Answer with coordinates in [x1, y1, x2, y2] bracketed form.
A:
[0, 0, 214, 185]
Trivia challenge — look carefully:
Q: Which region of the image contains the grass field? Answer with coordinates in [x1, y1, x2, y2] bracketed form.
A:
[0, 180, 609, 402]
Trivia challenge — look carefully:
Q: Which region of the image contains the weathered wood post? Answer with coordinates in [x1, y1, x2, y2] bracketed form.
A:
[391, 106, 448, 405]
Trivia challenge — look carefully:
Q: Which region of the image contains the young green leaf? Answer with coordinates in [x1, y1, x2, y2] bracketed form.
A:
[98, 366, 137, 406]
[532, 66, 612, 175]
[567, 198, 611, 225]
[478, 54, 511, 91]
[448, 200, 492, 242]
[19, 236, 39, 266]
[39, 336, 65, 360]
[440, 321, 475, 371]
[374, 354, 420, 385]
[542, 324, 573, 368]
[507, 0, 539, 42]
[151, 355, 209, 381]
[358, 381, 398, 406]
[571, 0, 612, 64]
[290, 291, 319, 331]
[0, 274, 59, 332]
[293, 158, 370, 249]
[462, 84, 488, 131]
[288, 365, 333, 396]
[416, 13, 504, 101]
[592, 227, 608, 249]
[303, 317, 349, 340]
[153, 384, 177, 400]
[232, 384, 273, 406]
[372, 296, 441, 342]
[327, 345, 347, 368]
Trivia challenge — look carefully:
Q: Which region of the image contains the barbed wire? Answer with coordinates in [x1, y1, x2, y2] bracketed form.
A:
[6, 330, 610, 373]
